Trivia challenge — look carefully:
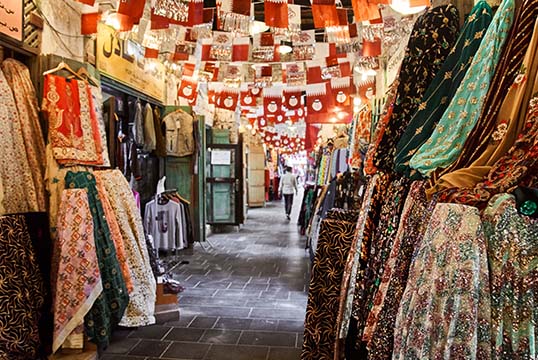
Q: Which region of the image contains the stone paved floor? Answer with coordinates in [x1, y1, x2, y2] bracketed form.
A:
[102, 197, 310, 360]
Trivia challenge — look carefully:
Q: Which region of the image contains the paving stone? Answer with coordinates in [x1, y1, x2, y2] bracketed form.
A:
[165, 328, 205, 342]
[268, 346, 302, 360]
[199, 329, 242, 344]
[128, 339, 171, 357]
[238, 331, 297, 347]
[204, 344, 269, 360]
[161, 341, 211, 359]
[188, 316, 219, 329]
[128, 325, 172, 340]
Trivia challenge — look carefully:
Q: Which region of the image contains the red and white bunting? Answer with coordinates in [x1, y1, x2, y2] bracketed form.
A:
[306, 82, 332, 123]
[283, 87, 303, 111]
[178, 76, 199, 104]
[217, 86, 240, 111]
[264, 0, 289, 28]
[263, 86, 283, 117]
[330, 77, 353, 108]
[232, 37, 250, 62]
[220, 0, 251, 15]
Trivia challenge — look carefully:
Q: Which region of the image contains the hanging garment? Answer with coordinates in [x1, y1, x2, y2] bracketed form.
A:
[89, 85, 111, 167]
[42, 74, 104, 166]
[393, 203, 491, 359]
[482, 194, 538, 359]
[438, 96, 538, 207]
[372, 4, 460, 172]
[394, 1, 494, 176]
[143, 103, 156, 152]
[94, 177, 134, 294]
[2, 58, 47, 212]
[144, 198, 186, 250]
[133, 100, 144, 147]
[436, 0, 538, 179]
[0, 215, 44, 360]
[429, 18, 538, 195]
[335, 175, 379, 358]
[52, 189, 102, 353]
[0, 67, 39, 215]
[363, 80, 398, 175]
[153, 106, 167, 157]
[94, 170, 156, 327]
[364, 181, 436, 359]
[409, 0, 515, 178]
[163, 109, 195, 157]
[302, 218, 357, 360]
[64, 171, 129, 349]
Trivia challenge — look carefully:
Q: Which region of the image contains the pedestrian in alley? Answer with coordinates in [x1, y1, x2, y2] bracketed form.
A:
[279, 166, 297, 220]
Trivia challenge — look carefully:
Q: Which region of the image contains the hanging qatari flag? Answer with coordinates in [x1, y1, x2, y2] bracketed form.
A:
[220, 0, 251, 15]
[264, 0, 288, 28]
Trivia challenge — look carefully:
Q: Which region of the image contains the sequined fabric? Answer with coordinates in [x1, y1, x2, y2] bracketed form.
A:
[65, 171, 129, 349]
[373, 4, 460, 172]
[394, 1, 493, 177]
[0, 215, 44, 359]
[409, 0, 515, 178]
[52, 189, 102, 352]
[393, 203, 491, 359]
[302, 218, 356, 360]
[482, 194, 538, 359]
[365, 181, 437, 359]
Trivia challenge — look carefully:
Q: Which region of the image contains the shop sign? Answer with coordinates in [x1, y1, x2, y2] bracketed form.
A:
[0, 0, 24, 42]
[96, 24, 165, 102]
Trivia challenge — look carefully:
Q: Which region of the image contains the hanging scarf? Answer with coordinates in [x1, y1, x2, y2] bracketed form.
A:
[409, 0, 515, 178]
[394, 1, 493, 177]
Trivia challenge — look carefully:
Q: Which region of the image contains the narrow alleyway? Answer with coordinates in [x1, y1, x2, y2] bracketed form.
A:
[102, 198, 310, 360]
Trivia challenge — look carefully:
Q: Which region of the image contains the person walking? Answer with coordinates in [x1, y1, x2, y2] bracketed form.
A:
[279, 166, 297, 220]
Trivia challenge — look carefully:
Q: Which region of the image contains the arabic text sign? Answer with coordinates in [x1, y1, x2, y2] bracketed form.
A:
[0, 0, 23, 42]
[96, 24, 166, 102]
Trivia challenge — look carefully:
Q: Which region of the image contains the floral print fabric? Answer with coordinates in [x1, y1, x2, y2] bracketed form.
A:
[393, 203, 491, 359]
[1, 59, 46, 212]
[94, 170, 156, 327]
[52, 189, 102, 352]
[373, 4, 460, 172]
[439, 96, 538, 207]
[482, 194, 538, 359]
[0, 215, 44, 359]
[409, 0, 515, 178]
[394, 1, 493, 177]
[0, 67, 39, 215]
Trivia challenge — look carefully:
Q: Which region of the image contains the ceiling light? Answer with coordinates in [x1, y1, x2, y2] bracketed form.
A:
[353, 97, 362, 106]
[278, 41, 293, 55]
[390, 0, 427, 15]
[337, 112, 346, 119]
[250, 21, 269, 35]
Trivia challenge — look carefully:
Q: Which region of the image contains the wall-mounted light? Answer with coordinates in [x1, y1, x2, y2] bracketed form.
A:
[250, 21, 269, 35]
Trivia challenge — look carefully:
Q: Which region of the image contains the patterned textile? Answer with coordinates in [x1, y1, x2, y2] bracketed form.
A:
[439, 96, 538, 207]
[42, 74, 104, 166]
[326, 209, 360, 223]
[335, 174, 379, 358]
[363, 81, 398, 175]
[0, 215, 44, 359]
[94, 170, 156, 327]
[0, 67, 38, 215]
[429, 17, 538, 195]
[94, 177, 134, 294]
[163, 109, 195, 157]
[353, 177, 410, 352]
[394, 1, 493, 177]
[438, 0, 538, 177]
[409, 0, 515, 178]
[393, 203, 491, 359]
[482, 194, 538, 359]
[302, 218, 356, 360]
[52, 189, 102, 352]
[143, 103, 156, 152]
[89, 86, 111, 167]
[65, 171, 129, 349]
[153, 106, 167, 157]
[45, 144, 89, 239]
[373, 4, 460, 172]
[2, 59, 46, 212]
[133, 100, 144, 147]
[365, 181, 436, 359]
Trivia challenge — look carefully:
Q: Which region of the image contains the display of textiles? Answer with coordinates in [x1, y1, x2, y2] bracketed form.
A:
[144, 190, 193, 251]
